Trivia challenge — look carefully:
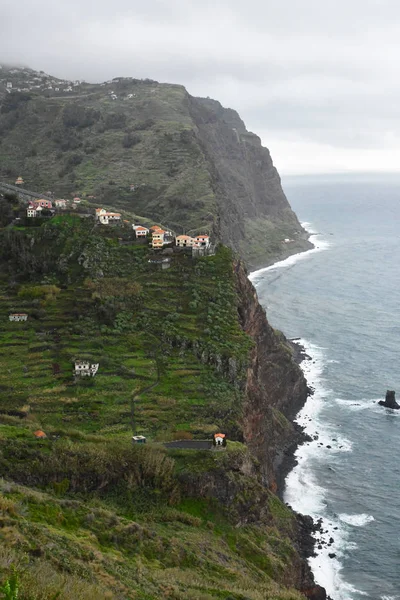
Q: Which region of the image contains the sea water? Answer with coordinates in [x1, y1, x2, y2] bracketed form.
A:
[249, 177, 400, 600]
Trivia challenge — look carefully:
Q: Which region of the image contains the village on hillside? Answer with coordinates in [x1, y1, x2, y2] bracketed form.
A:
[3, 177, 214, 255]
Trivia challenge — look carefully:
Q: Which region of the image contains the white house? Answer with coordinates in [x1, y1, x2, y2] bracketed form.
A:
[176, 235, 195, 248]
[132, 435, 147, 444]
[214, 433, 226, 446]
[27, 205, 37, 218]
[133, 225, 149, 238]
[74, 361, 99, 377]
[55, 199, 67, 209]
[9, 314, 28, 322]
[6, 82, 12, 89]
[193, 235, 210, 248]
[96, 208, 121, 225]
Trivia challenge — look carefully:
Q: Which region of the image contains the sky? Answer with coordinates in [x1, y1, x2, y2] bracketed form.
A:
[1, 0, 400, 175]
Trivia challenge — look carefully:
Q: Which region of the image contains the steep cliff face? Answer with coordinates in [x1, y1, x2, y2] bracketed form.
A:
[189, 96, 313, 268]
[234, 259, 309, 488]
[233, 260, 328, 599]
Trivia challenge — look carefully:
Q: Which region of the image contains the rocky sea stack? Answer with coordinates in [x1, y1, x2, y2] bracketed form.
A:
[379, 390, 400, 409]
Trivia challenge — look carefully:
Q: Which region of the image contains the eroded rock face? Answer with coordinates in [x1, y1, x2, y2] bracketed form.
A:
[379, 390, 400, 409]
[189, 96, 313, 269]
[233, 261, 328, 597]
[234, 259, 309, 488]
[302, 586, 327, 600]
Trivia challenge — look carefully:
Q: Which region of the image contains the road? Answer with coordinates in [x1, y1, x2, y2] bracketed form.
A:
[164, 440, 212, 450]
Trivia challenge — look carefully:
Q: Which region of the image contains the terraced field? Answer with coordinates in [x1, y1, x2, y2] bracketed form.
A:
[0, 216, 251, 443]
[0, 216, 308, 600]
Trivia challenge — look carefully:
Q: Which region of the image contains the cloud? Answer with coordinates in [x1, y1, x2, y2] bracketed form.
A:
[1, 0, 400, 173]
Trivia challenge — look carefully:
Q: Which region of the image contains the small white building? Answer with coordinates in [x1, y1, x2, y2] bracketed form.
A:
[133, 225, 149, 238]
[194, 235, 210, 248]
[27, 205, 37, 218]
[132, 435, 147, 444]
[9, 313, 28, 322]
[55, 199, 67, 209]
[214, 433, 226, 446]
[6, 82, 12, 89]
[74, 361, 99, 377]
[176, 235, 195, 248]
[96, 208, 121, 225]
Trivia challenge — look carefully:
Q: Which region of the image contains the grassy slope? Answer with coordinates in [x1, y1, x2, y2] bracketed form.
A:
[0, 81, 217, 235]
[0, 216, 303, 599]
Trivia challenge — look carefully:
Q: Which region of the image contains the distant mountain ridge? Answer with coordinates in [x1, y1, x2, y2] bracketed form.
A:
[0, 64, 311, 268]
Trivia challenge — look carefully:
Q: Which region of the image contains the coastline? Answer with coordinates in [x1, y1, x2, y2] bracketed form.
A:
[248, 223, 320, 501]
[274, 339, 313, 500]
[248, 223, 329, 283]
[248, 225, 337, 600]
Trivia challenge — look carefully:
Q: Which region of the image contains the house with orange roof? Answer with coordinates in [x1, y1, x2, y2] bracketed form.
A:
[96, 208, 121, 225]
[213, 433, 226, 447]
[193, 235, 210, 249]
[152, 229, 166, 249]
[133, 225, 149, 238]
[36, 199, 52, 209]
[55, 199, 67, 209]
[150, 225, 163, 232]
[176, 235, 195, 247]
[33, 430, 47, 439]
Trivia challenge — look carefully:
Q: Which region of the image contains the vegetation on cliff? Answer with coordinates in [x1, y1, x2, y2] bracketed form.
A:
[0, 215, 311, 599]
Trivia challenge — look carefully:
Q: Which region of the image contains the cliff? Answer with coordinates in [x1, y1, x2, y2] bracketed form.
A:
[235, 259, 309, 487]
[0, 65, 312, 269]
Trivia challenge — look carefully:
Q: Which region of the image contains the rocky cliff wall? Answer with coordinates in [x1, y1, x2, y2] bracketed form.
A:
[233, 259, 327, 599]
[189, 96, 313, 268]
[234, 259, 309, 488]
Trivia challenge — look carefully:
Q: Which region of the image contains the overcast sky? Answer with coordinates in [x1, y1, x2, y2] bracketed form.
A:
[1, 0, 400, 174]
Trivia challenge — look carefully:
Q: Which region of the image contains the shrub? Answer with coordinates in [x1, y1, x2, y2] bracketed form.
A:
[62, 105, 100, 128]
[104, 112, 126, 130]
[122, 133, 141, 148]
[18, 285, 60, 303]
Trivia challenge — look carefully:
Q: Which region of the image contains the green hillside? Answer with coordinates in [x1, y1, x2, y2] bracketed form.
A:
[0, 214, 307, 599]
[0, 66, 312, 269]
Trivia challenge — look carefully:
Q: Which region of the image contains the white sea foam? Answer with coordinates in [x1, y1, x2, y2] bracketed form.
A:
[334, 396, 398, 417]
[249, 222, 331, 285]
[251, 227, 366, 598]
[339, 513, 375, 527]
[283, 339, 362, 600]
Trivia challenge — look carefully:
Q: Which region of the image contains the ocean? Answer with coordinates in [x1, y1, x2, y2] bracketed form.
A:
[249, 177, 400, 600]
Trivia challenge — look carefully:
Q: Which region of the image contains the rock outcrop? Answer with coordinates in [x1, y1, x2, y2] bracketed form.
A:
[379, 390, 400, 409]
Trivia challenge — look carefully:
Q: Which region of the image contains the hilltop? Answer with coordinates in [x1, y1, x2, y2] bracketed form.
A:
[0, 65, 311, 269]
